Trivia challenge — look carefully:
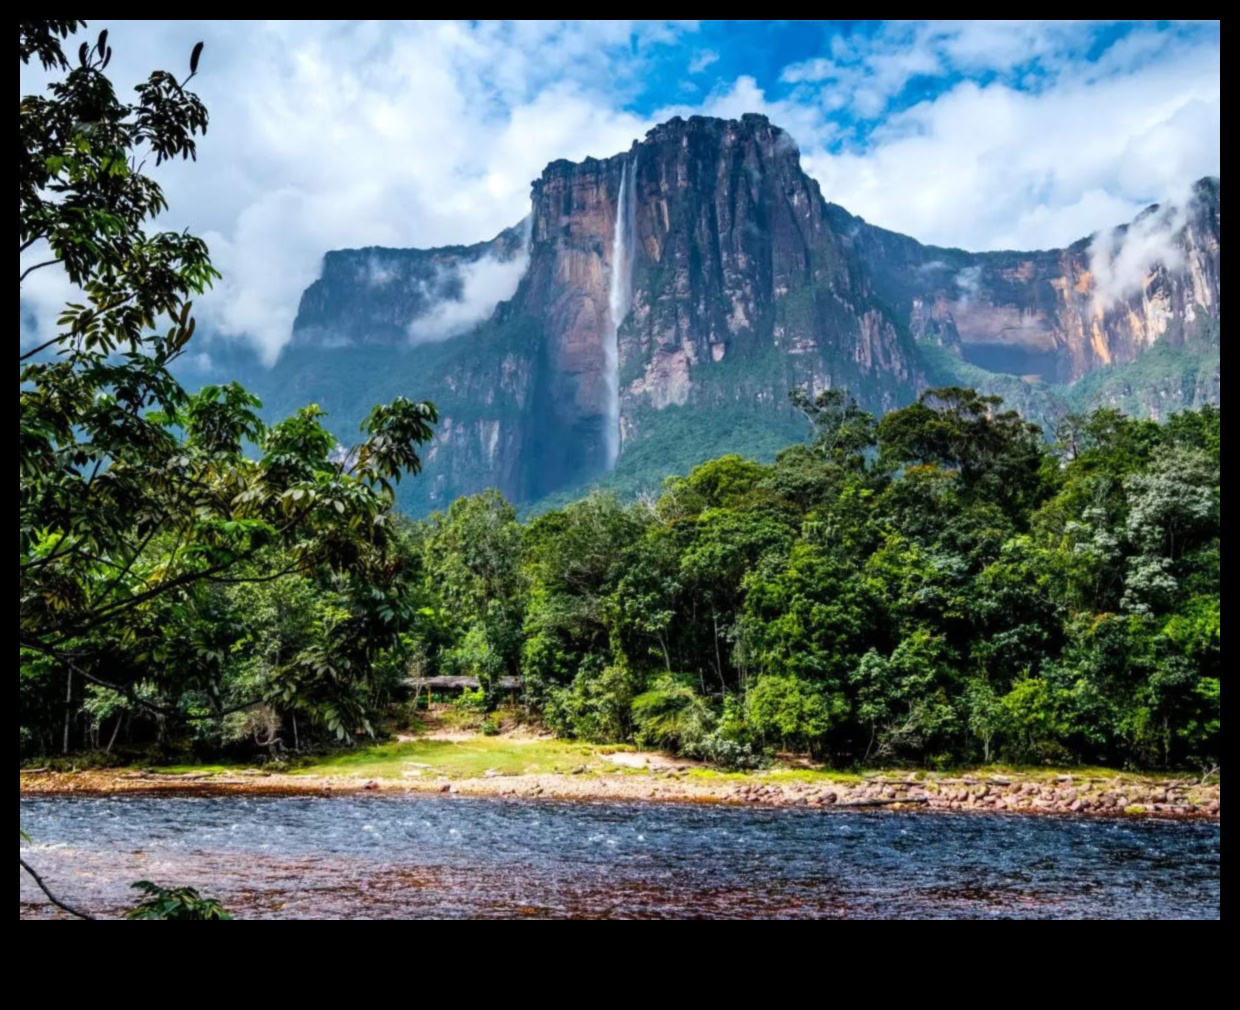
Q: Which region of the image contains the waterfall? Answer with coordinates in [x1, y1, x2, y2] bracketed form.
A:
[520, 209, 534, 260]
[605, 160, 636, 469]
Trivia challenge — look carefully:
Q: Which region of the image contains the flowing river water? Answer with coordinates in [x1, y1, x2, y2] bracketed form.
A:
[20, 794, 1220, 919]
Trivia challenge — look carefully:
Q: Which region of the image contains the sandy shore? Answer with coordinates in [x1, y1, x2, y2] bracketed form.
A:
[20, 765, 1220, 819]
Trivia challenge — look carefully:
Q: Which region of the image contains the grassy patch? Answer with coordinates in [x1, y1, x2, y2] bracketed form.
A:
[57, 743, 1209, 789]
[955, 764, 1201, 783]
[680, 766, 867, 786]
[300, 738, 609, 780]
[156, 763, 256, 776]
[760, 768, 868, 786]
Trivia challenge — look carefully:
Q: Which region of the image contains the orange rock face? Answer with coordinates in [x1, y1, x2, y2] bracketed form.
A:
[279, 118, 1219, 513]
[833, 177, 1220, 385]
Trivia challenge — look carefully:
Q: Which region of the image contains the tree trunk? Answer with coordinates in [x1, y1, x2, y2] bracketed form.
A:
[658, 635, 672, 674]
[105, 713, 123, 755]
[62, 667, 73, 755]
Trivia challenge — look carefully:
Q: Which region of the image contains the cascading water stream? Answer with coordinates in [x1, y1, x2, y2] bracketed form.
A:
[605, 160, 636, 469]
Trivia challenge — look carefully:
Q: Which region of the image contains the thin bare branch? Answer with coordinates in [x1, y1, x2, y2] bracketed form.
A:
[19, 259, 59, 285]
[19, 857, 98, 920]
[51, 655, 271, 723]
[207, 564, 304, 585]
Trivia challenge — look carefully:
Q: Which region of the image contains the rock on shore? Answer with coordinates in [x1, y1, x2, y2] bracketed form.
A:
[19, 768, 1221, 819]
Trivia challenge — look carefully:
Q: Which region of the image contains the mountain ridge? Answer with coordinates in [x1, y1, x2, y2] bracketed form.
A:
[256, 114, 1219, 513]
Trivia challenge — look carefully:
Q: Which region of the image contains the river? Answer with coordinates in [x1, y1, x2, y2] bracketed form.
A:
[19, 794, 1220, 919]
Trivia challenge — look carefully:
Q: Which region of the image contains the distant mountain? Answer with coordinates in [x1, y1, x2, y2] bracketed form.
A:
[244, 115, 1221, 513]
[830, 177, 1220, 382]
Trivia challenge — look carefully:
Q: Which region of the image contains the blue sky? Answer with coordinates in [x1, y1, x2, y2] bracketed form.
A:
[649, 21, 1218, 138]
[20, 20, 1221, 359]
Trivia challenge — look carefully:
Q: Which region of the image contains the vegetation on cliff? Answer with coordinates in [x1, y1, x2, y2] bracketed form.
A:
[257, 120, 1220, 517]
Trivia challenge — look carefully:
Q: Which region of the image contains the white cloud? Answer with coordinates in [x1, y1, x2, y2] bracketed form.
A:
[688, 49, 719, 74]
[180, 22, 677, 361]
[409, 247, 532, 345]
[19, 20, 1220, 360]
[657, 75, 838, 151]
[934, 20, 1097, 73]
[364, 255, 401, 287]
[954, 265, 983, 306]
[782, 27, 943, 117]
[1088, 195, 1189, 311]
[20, 20, 690, 361]
[653, 24, 1219, 254]
[800, 35, 1220, 250]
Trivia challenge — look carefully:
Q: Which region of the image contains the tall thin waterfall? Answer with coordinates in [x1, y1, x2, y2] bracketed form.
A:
[605, 160, 636, 469]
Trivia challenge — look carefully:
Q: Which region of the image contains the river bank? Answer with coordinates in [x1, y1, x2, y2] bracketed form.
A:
[19, 735, 1221, 819]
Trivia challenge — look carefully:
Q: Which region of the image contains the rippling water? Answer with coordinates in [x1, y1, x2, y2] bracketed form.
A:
[19, 795, 1220, 919]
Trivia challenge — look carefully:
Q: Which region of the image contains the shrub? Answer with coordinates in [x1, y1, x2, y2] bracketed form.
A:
[452, 689, 487, 712]
[632, 677, 714, 753]
[549, 661, 640, 743]
[746, 675, 836, 755]
[126, 882, 231, 921]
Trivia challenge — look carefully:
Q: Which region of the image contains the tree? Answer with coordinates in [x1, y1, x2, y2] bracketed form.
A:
[1121, 447, 1219, 614]
[520, 492, 642, 713]
[20, 21, 438, 917]
[612, 523, 683, 674]
[20, 23, 436, 726]
[789, 387, 876, 467]
[421, 491, 525, 699]
[878, 387, 1049, 519]
[746, 674, 837, 756]
[678, 506, 796, 690]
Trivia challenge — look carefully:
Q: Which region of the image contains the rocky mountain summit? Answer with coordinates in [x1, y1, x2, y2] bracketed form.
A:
[263, 115, 1220, 512]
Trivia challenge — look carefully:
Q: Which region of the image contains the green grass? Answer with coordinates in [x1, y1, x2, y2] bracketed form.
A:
[950, 764, 1201, 782]
[91, 745, 1213, 787]
[763, 768, 868, 785]
[300, 737, 614, 780]
[156, 763, 254, 775]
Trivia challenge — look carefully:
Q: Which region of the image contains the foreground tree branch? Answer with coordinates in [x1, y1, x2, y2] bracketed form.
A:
[20, 21, 437, 759]
[19, 857, 98, 920]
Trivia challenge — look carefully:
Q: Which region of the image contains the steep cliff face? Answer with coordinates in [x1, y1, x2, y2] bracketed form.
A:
[517, 154, 624, 493]
[269, 116, 1220, 514]
[279, 115, 924, 511]
[618, 117, 920, 440]
[829, 176, 1221, 385]
[507, 115, 924, 497]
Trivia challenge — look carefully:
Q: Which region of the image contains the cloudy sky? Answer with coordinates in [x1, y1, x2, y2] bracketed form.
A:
[20, 19, 1221, 360]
